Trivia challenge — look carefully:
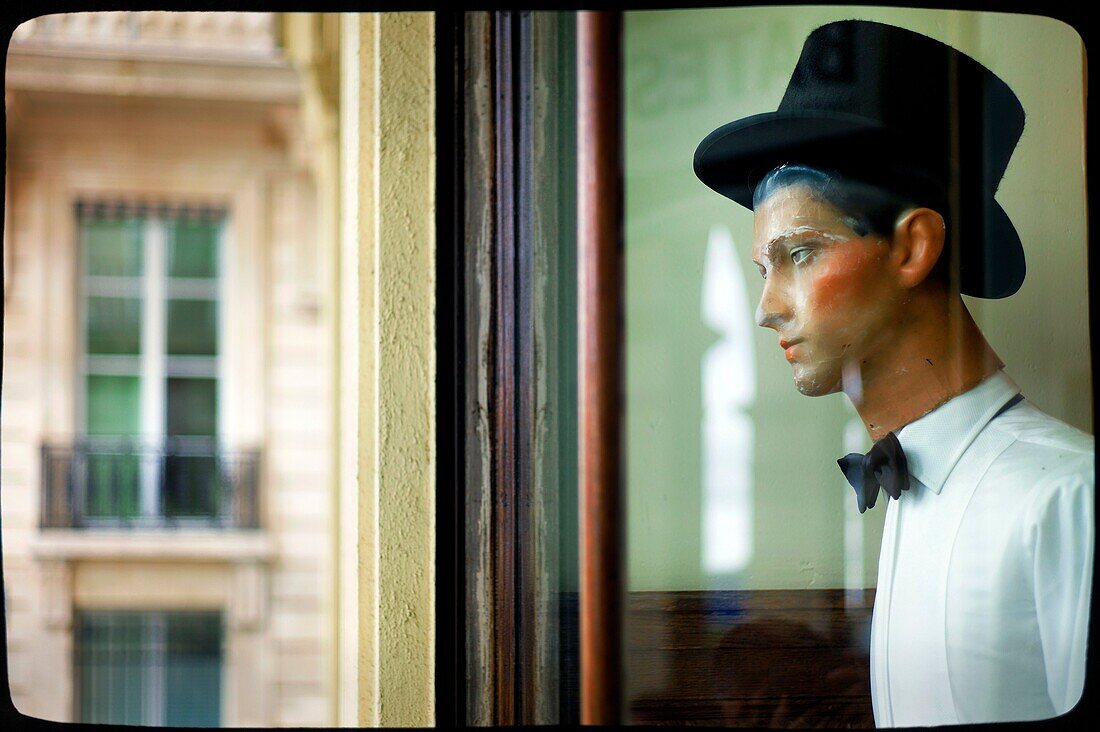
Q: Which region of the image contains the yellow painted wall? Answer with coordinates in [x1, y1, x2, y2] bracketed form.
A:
[338, 12, 436, 727]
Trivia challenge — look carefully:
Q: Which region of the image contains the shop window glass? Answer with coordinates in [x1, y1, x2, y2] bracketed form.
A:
[623, 7, 1090, 726]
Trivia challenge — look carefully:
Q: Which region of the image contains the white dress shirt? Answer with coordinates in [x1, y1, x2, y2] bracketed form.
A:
[870, 369, 1094, 727]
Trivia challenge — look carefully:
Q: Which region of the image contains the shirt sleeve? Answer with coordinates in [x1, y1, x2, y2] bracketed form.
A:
[1026, 465, 1094, 716]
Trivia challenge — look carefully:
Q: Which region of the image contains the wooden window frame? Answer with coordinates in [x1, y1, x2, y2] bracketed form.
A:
[576, 11, 624, 726]
[444, 10, 588, 726]
[435, 9, 463, 728]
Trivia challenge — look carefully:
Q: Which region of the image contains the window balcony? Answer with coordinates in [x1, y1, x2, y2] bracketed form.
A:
[40, 438, 260, 530]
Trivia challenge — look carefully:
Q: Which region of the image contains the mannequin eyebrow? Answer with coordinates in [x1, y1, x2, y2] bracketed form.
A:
[755, 227, 848, 266]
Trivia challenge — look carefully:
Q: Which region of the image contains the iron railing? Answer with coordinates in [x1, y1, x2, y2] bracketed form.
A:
[40, 439, 260, 529]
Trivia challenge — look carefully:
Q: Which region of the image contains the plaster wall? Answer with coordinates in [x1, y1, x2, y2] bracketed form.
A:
[337, 11, 436, 727]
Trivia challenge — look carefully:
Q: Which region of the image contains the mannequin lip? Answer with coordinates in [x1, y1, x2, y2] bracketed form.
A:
[781, 337, 803, 362]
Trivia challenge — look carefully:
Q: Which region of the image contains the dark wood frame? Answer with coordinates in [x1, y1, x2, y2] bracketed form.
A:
[577, 10, 624, 726]
[435, 10, 463, 728]
[459, 11, 582, 725]
[447, 8, 877, 728]
[490, 12, 519, 723]
[445, 5, 1100, 729]
[461, 11, 543, 724]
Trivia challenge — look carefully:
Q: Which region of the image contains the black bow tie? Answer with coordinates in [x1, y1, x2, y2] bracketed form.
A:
[837, 393, 1025, 513]
[837, 432, 910, 514]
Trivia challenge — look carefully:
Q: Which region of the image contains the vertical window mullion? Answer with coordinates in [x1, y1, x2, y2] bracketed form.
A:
[105, 614, 115, 724]
[75, 218, 90, 528]
[491, 11, 519, 726]
[77, 218, 89, 443]
[216, 217, 228, 453]
[514, 10, 538, 721]
[577, 11, 625, 726]
[142, 613, 154, 725]
[90, 614, 100, 723]
[141, 217, 168, 520]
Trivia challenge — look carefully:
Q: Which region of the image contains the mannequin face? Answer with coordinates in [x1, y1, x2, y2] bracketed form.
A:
[752, 184, 904, 397]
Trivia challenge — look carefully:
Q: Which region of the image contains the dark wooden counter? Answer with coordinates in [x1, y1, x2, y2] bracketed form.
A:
[624, 588, 876, 728]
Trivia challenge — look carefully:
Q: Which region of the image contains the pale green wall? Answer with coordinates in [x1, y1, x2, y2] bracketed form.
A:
[624, 7, 1089, 591]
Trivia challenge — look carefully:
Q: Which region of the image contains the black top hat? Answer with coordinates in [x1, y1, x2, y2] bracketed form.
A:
[693, 20, 1026, 298]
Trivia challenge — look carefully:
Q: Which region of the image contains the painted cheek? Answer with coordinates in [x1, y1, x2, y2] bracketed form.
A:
[805, 248, 877, 311]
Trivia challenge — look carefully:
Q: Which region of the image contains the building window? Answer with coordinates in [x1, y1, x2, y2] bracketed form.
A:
[80, 202, 222, 521]
[75, 610, 224, 726]
[40, 202, 259, 529]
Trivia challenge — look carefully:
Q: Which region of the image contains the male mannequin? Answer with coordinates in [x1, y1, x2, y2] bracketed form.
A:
[693, 20, 1094, 726]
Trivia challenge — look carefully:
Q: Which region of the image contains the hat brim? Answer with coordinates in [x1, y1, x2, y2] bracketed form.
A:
[693, 110, 893, 208]
[960, 195, 1025, 299]
[693, 110, 1024, 298]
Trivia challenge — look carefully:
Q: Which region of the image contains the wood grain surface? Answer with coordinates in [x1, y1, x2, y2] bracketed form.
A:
[624, 589, 876, 728]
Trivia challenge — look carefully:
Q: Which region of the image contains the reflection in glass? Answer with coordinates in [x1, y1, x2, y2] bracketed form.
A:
[701, 224, 754, 579]
[842, 410, 869, 601]
[624, 6, 1088, 728]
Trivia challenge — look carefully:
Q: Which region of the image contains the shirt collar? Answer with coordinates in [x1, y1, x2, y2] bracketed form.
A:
[895, 370, 1020, 494]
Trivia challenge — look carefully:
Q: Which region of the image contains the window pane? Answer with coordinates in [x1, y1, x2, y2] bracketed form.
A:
[118, 625, 148, 725]
[85, 217, 144, 277]
[77, 612, 150, 725]
[165, 613, 222, 727]
[166, 299, 218, 356]
[163, 455, 220, 519]
[86, 375, 140, 435]
[84, 450, 141, 519]
[167, 219, 219, 279]
[167, 378, 217, 436]
[77, 612, 223, 726]
[87, 296, 142, 355]
[623, 7, 1090, 728]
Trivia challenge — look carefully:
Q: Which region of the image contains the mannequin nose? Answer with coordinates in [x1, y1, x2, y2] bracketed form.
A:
[755, 281, 791, 330]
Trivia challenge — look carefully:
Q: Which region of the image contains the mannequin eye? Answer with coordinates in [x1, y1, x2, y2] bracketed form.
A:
[790, 247, 812, 264]
[756, 263, 767, 279]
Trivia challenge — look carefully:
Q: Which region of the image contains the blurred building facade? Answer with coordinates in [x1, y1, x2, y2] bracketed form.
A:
[3, 12, 338, 725]
[7, 9, 1089, 729]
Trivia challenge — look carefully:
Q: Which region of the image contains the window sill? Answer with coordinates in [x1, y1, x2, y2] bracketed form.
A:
[30, 528, 275, 563]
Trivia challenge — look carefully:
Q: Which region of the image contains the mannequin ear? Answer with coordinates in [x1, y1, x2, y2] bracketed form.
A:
[891, 207, 946, 289]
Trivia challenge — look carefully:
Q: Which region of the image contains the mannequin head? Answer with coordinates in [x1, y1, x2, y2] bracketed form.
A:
[695, 19, 1025, 435]
[751, 164, 950, 398]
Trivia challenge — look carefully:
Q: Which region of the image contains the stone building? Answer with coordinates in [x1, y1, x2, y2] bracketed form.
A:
[3, 12, 337, 725]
